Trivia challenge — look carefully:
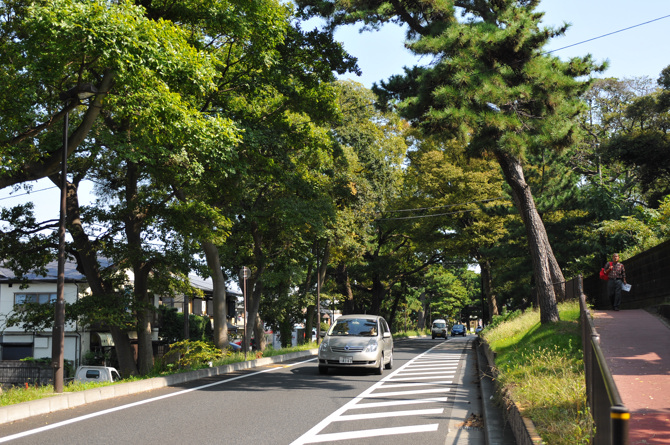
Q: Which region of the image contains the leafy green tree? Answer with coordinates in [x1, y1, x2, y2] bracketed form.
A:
[0, 0, 294, 373]
[199, 31, 357, 351]
[297, 0, 604, 323]
[324, 81, 414, 319]
[404, 135, 508, 322]
[0, 0, 230, 189]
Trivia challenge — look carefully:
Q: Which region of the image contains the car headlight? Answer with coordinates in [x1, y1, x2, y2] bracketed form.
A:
[319, 341, 329, 352]
[364, 339, 379, 353]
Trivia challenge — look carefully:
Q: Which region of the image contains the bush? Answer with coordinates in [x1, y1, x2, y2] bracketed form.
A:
[157, 340, 223, 371]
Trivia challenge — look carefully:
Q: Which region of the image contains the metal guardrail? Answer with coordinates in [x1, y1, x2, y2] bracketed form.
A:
[574, 276, 629, 445]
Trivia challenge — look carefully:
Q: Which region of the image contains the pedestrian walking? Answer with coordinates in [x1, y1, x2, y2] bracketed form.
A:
[604, 253, 627, 311]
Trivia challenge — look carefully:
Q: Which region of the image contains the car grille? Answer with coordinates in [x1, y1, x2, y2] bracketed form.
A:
[325, 360, 374, 365]
[331, 346, 365, 353]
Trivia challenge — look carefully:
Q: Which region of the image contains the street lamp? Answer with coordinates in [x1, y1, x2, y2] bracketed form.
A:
[52, 83, 98, 393]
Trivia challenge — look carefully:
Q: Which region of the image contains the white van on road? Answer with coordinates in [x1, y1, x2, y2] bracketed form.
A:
[431, 319, 448, 339]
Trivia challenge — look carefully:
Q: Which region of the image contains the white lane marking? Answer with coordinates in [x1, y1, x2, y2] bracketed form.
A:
[396, 370, 456, 376]
[380, 381, 452, 389]
[336, 408, 444, 421]
[402, 366, 458, 372]
[0, 358, 316, 444]
[291, 343, 457, 445]
[407, 362, 459, 366]
[389, 375, 454, 381]
[348, 397, 448, 409]
[365, 388, 450, 398]
[299, 424, 440, 443]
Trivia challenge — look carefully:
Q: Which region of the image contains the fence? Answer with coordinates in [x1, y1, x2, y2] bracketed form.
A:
[583, 238, 670, 310]
[572, 276, 629, 445]
[0, 361, 52, 388]
[563, 240, 670, 444]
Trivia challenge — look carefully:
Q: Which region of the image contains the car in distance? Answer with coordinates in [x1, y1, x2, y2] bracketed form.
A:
[318, 314, 393, 375]
[431, 319, 448, 339]
[451, 323, 467, 337]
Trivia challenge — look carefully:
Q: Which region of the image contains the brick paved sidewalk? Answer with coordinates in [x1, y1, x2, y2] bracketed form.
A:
[593, 309, 670, 445]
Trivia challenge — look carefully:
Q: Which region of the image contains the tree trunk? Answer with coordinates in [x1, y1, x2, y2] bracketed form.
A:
[370, 275, 386, 316]
[61, 177, 138, 376]
[202, 241, 228, 350]
[494, 150, 560, 323]
[304, 304, 315, 342]
[417, 292, 427, 330]
[302, 257, 315, 343]
[245, 277, 262, 351]
[124, 161, 154, 373]
[316, 242, 330, 329]
[253, 314, 266, 352]
[336, 263, 355, 315]
[479, 259, 498, 323]
[245, 222, 267, 351]
[133, 268, 154, 375]
[387, 291, 402, 329]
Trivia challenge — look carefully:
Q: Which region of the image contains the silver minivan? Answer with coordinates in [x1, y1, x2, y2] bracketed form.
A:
[318, 314, 393, 375]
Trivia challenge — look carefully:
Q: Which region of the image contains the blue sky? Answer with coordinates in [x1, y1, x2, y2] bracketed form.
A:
[2, 0, 669, 221]
[333, 0, 670, 87]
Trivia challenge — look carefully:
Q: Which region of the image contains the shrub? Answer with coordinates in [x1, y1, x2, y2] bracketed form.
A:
[158, 340, 223, 371]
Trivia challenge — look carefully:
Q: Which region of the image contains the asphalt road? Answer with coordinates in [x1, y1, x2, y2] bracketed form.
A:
[0, 337, 485, 445]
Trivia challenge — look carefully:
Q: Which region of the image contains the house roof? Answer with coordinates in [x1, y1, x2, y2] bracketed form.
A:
[0, 259, 86, 282]
[187, 273, 243, 298]
[188, 273, 213, 292]
[1, 260, 242, 297]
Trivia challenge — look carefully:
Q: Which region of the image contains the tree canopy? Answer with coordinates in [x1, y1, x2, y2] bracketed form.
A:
[1, 0, 669, 374]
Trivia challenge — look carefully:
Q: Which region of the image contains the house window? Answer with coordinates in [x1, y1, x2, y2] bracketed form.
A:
[14, 293, 57, 305]
[1, 343, 33, 360]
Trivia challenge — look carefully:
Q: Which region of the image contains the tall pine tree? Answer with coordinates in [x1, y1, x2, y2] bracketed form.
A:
[297, 0, 604, 323]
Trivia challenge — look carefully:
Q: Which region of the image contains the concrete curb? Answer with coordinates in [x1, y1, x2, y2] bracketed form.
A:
[0, 349, 318, 425]
[475, 339, 517, 445]
[476, 338, 543, 445]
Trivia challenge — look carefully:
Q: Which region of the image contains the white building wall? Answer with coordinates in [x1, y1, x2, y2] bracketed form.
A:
[0, 282, 81, 365]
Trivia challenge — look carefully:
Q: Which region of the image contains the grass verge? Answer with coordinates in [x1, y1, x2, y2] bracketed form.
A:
[481, 300, 594, 445]
[0, 342, 317, 407]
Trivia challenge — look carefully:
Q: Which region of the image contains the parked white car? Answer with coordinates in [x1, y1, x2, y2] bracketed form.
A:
[74, 366, 121, 383]
[318, 314, 393, 375]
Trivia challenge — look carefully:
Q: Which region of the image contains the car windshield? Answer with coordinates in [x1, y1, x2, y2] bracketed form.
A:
[329, 318, 378, 336]
[434, 323, 446, 328]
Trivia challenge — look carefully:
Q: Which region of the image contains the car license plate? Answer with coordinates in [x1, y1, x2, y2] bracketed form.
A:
[339, 357, 353, 364]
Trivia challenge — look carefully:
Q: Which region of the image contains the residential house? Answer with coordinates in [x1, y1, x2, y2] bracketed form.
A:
[0, 261, 85, 363]
[1, 259, 242, 369]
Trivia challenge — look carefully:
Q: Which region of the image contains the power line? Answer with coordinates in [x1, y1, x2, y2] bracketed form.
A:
[547, 14, 670, 55]
[388, 197, 507, 213]
[0, 186, 59, 201]
[378, 197, 512, 221]
[378, 209, 475, 221]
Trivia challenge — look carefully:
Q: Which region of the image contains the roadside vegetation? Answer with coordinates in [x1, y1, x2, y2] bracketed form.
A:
[0, 342, 317, 407]
[481, 300, 594, 445]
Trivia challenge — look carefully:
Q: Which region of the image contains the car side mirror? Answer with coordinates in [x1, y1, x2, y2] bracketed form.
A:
[383, 332, 391, 338]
